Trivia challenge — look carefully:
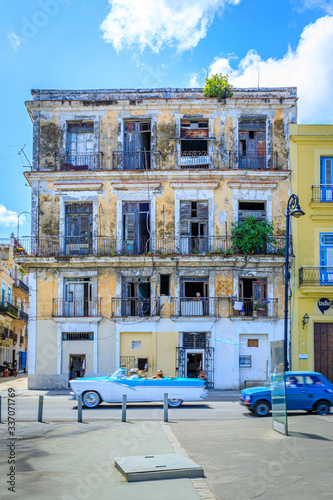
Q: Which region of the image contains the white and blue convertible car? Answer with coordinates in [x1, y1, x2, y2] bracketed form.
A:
[70, 369, 207, 408]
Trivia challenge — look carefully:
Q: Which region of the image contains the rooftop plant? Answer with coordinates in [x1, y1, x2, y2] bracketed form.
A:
[203, 73, 233, 99]
[231, 216, 276, 255]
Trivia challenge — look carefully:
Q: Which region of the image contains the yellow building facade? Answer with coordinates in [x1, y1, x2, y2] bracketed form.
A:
[290, 125, 333, 382]
[0, 238, 29, 370]
[18, 87, 297, 389]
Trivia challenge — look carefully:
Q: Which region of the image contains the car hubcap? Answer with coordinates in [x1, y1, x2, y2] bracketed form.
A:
[257, 404, 268, 415]
[84, 393, 97, 406]
[317, 404, 328, 415]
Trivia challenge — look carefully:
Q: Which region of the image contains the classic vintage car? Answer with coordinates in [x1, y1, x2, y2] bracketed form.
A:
[69, 368, 207, 408]
[240, 371, 333, 416]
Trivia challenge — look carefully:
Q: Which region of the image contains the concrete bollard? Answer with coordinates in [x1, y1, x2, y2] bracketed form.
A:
[163, 393, 168, 422]
[78, 395, 82, 422]
[37, 396, 44, 422]
[122, 394, 127, 422]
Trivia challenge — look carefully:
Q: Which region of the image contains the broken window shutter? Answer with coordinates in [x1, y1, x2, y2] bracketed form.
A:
[125, 213, 136, 240]
[197, 201, 208, 220]
[179, 201, 191, 235]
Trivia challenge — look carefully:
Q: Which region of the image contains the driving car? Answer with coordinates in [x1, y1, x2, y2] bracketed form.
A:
[240, 371, 333, 416]
[69, 368, 207, 408]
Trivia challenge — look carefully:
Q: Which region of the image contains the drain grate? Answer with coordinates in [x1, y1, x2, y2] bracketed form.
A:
[114, 453, 204, 482]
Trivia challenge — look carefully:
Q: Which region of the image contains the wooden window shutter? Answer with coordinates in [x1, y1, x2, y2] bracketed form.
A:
[197, 201, 208, 220]
[124, 213, 136, 240]
[180, 201, 191, 235]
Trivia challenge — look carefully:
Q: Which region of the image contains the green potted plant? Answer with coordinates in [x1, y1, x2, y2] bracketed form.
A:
[231, 216, 277, 255]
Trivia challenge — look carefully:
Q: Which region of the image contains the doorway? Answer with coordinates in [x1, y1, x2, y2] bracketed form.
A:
[186, 351, 204, 378]
[69, 354, 86, 381]
[314, 323, 333, 382]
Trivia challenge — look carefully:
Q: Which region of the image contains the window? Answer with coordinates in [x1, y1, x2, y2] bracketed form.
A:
[2, 282, 6, 305]
[180, 120, 210, 168]
[61, 122, 95, 170]
[320, 157, 333, 201]
[179, 200, 208, 253]
[122, 201, 150, 254]
[160, 275, 170, 296]
[65, 202, 93, 255]
[247, 339, 259, 347]
[320, 233, 333, 284]
[238, 202, 266, 221]
[62, 332, 94, 341]
[180, 277, 208, 316]
[239, 278, 267, 316]
[63, 278, 93, 317]
[7, 287, 11, 305]
[122, 277, 151, 317]
[124, 121, 151, 170]
[132, 341, 141, 349]
[239, 118, 266, 169]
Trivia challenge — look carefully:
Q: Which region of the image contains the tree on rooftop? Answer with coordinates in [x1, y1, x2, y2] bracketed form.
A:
[203, 73, 233, 99]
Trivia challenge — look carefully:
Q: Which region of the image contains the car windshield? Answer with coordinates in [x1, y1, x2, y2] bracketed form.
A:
[109, 368, 127, 379]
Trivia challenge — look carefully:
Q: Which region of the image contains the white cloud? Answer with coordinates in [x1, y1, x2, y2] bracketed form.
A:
[297, 0, 333, 14]
[0, 205, 25, 228]
[209, 15, 333, 123]
[100, 0, 240, 53]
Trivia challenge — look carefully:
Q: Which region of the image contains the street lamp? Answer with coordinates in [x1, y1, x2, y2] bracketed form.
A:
[17, 211, 31, 242]
[284, 194, 305, 371]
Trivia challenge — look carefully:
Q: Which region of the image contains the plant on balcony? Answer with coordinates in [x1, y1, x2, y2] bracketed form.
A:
[203, 73, 233, 99]
[231, 216, 276, 255]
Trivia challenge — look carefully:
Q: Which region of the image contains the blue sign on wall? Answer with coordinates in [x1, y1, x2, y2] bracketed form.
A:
[318, 298, 332, 315]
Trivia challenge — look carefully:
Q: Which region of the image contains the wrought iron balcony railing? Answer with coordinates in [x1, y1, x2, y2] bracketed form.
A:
[311, 185, 333, 203]
[17, 234, 291, 257]
[19, 310, 29, 322]
[6, 302, 19, 318]
[230, 297, 278, 318]
[178, 151, 213, 169]
[52, 299, 102, 317]
[224, 151, 279, 170]
[14, 278, 29, 294]
[112, 151, 161, 170]
[299, 266, 333, 286]
[171, 297, 223, 317]
[111, 298, 160, 318]
[55, 152, 104, 171]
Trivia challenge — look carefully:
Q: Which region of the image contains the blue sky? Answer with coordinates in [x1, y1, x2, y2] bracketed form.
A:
[1, 0, 333, 238]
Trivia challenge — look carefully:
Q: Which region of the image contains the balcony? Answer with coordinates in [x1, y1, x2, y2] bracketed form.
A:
[18, 234, 291, 257]
[19, 310, 29, 322]
[6, 302, 19, 318]
[230, 297, 278, 318]
[227, 151, 279, 170]
[311, 185, 333, 203]
[112, 151, 161, 170]
[178, 151, 213, 169]
[171, 297, 223, 317]
[14, 278, 29, 294]
[111, 298, 160, 318]
[1, 327, 9, 339]
[52, 299, 102, 317]
[55, 152, 104, 171]
[299, 266, 333, 286]
[13, 333, 18, 344]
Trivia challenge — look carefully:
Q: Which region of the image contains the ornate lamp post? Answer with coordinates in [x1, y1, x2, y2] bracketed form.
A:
[284, 194, 304, 371]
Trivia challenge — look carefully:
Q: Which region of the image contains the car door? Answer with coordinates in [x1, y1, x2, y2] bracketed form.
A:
[303, 374, 328, 407]
[286, 375, 307, 409]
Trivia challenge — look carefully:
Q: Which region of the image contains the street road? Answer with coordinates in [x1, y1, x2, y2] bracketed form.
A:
[1, 394, 249, 421]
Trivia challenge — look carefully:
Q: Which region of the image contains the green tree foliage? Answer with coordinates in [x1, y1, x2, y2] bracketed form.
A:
[231, 216, 276, 255]
[203, 73, 233, 99]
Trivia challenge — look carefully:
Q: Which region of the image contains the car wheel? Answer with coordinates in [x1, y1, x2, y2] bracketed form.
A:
[168, 399, 183, 408]
[314, 401, 330, 415]
[82, 391, 101, 408]
[254, 400, 270, 417]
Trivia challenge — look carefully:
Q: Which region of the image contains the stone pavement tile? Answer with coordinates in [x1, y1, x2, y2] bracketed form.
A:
[0, 420, 201, 500]
[169, 415, 333, 500]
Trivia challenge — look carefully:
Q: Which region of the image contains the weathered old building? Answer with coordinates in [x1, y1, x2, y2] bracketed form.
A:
[18, 87, 297, 389]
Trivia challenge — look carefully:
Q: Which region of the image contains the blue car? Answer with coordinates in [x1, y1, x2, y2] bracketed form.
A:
[240, 371, 333, 417]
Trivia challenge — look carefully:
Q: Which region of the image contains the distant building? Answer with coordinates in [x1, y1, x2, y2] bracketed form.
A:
[290, 125, 333, 383]
[18, 87, 297, 389]
[0, 236, 29, 371]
